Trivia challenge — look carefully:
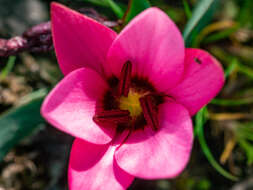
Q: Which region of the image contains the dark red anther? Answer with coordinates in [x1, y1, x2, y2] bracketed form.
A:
[118, 61, 132, 97]
[140, 95, 159, 131]
[93, 109, 131, 124]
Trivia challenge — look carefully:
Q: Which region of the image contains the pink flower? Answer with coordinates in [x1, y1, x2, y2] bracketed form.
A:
[41, 2, 225, 190]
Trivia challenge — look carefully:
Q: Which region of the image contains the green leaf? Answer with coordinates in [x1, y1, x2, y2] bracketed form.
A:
[211, 98, 253, 106]
[183, 0, 192, 20]
[183, 0, 218, 46]
[0, 91, 47, 161]
[195, 107, 239, 181]
[83, 0, 124, 18]
[236, 62, 253, 80]
[203, 26, 239, 44]
[237, 124, 253, 142]
[123, 0, 150, 23]
[238, 0, 253, 29]
[224, 58, 238, 79]
[105, 0, 124, 18]
[209, 48, 253, 80]
[0, 56, 16, 80]
[82, 0, 109, 7]
[238, 140, 253, 165]
[194, 107, 208, 137]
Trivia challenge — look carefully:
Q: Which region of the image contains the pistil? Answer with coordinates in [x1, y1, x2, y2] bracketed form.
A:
[118, 61, 132, 97]
[140, 95, 159, 131]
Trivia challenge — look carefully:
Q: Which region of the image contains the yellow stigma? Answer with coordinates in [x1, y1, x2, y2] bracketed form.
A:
[119, 90, 143, 117]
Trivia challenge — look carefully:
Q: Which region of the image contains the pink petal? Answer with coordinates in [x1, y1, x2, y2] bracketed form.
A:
[106, 7, 185, 92]
[69, 139, 134, 190]
[51, 2, 117, 76]
[169, 48, 225, 116]
[115, 101, 193, 179]
[41, 68, 115, 144]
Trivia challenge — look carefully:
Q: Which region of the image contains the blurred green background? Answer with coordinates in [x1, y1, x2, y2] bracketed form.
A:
[0, 0, 253, 189]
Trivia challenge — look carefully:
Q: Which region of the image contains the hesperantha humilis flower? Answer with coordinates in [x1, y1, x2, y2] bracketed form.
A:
[41, 2, 225, 190]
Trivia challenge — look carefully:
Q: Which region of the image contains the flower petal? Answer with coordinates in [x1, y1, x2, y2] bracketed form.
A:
[51, 2, 117, 76]
[41, 68, 115, 144]
[169, 48, 225, 115]
[106, 7, 185, 92]
[69, 139, 134, 190]
[115, 101, 193, 179]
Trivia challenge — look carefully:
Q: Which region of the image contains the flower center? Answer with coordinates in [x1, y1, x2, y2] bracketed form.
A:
[119, 90, 143, 118]
[93, 61, 164, 132]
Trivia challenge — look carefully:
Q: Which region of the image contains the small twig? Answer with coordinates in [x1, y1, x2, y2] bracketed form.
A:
[0, 22, 52, 57]
[0, 8, 118, 57]
[220, 134, 236, 164]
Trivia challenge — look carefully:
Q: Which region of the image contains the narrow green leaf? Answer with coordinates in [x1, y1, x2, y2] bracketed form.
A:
[0, 56, 16, 80]
[123, 0, 150, 23]
[238, 140, 253, 165]
[82, 0, 109, 7]
[238, 0, 253, 28]
[194, 107, 208, 137]
[183, 0, 192, 20]
[211, 98, 253, 106]
[83, 0, 124, 18]
[203, 26, 239, 44]
[0, 91, 47, 161]
[19, 88, 48, 105]
[183, 0, 218, 46]
[237, 124, 253, 142]
[195, 108, 239, 181]
[105, 0, 124, 18]
[209, 47, 253, 80]
[224, 59, 238, 78]
[236, 62, 253, 80]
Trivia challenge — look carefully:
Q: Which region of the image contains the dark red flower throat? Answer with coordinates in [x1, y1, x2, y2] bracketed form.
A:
[93, 61, 164, 132]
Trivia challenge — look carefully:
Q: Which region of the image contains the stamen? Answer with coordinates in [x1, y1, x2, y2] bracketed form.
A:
[93, 109, 131, 124]
[118, 61, 132, 97]
[140, 95, 159, 131]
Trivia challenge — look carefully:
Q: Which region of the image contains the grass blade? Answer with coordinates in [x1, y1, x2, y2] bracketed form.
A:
[82, 0, 109, 7]
[183, 0, 218, 46]
[105, 0, 124, 18]
[211, 98, 253, 106]
[83, 0, 124, 18]
[183, 0, 192, 20]
[0, 56, 16, 80]
[123, 0, 150, 23]
[195, 108, 239, 181]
